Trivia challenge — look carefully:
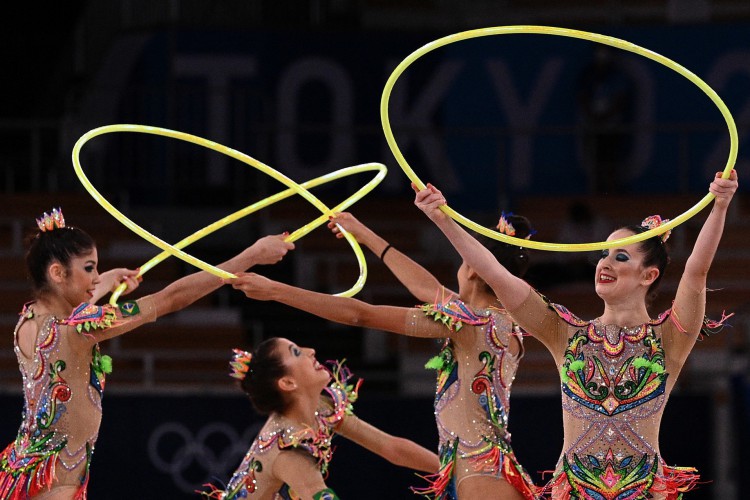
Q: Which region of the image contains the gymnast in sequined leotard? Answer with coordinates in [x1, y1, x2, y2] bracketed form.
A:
[414, 171, 738, 499]
[228, 212, 541, 500]
[0, 208, 293, 499]
[514, 296, 718, 498]
[200, 338, 438, 500]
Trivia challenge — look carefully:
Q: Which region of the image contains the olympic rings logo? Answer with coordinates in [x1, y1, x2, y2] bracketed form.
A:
[147, 421, 263, 493]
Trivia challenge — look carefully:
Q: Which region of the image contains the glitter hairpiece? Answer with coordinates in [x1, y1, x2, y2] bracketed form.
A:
[229, 348, 253, 380]
[640, 215, 671, 243]
[36, 208, 66, 232]
[496, 211, 536, 241]
[496, 211, 516, 237]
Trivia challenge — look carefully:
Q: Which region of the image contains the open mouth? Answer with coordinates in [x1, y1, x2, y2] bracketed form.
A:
[598, 274, 615, 284]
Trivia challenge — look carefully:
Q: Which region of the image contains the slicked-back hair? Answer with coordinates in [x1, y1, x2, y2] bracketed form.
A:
[620, 225, 671, 301]
[25, 226, 96, 296]
[239, 337, 290, 415]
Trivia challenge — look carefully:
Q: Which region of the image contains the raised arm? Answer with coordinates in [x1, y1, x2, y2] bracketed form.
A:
[414, 184, 533, 311]
[336, 414, 439, 473]
[228, 272, 448, 339]
[667, 170, 738, 362]
[328, 212, 450, 302]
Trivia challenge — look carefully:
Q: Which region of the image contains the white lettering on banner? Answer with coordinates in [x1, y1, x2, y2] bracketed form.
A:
[168, 50, 737, 197]
[173, 56, 258, 185]
[706, 52, 750, 177]
[486, 58, 564, 190]
[382, 59, 465, 191]
[276, 57, 354, 180]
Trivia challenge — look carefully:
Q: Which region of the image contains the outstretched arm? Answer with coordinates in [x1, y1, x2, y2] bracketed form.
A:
[85, 234, 294, 343]
[414, 184, 533, 311]
[336, 414, 439, 474]
[151, 233, 294, 316]
[667, 170, 738, 362]
[228, 272, 448, 338]
[329, 212, 450, 302]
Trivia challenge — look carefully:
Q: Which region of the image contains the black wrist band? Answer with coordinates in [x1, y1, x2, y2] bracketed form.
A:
[380, 244, 393, 260]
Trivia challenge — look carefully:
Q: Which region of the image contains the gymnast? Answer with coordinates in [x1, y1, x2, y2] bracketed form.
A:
[227, 211, 541, 499]
[201, 338, 438, 499]
[0, 208, 293, 499]
[413, 170, 738, 498]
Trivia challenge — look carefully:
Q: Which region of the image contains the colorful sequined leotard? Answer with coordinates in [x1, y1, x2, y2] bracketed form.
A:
[202, 362, 360, 500]
[512, 291, 699, 500]
[0, 299, 156, 499]
[407, 298, 539, 500]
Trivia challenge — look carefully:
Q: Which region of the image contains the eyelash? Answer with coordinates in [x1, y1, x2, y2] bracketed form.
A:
[292, 347, 301, 356]
[600, 250, 629, 262]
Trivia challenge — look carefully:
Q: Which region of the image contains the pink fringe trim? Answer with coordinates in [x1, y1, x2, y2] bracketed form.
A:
[0, 442, 88, 500]
[411, 461, 454, 499]
[467, 446, 541, 500]
[651, 464, 702, 498]
[701, 310, 734, 337]
[541, 470, 567, 498]
[543, 463, 700, 499]
[669, 303, 734, 339]
[412, 443, 540, 499]
[197, 483, 225, 499]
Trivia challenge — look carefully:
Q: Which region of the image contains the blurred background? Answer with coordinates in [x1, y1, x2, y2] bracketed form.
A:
[0, 1, 748, 498]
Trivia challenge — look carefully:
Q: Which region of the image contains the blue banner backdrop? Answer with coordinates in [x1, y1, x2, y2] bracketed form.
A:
[74, 24, 749, 210]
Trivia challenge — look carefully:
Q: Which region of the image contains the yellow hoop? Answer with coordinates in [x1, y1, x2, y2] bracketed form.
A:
[72, 124, 387, 301]
[108, 163, 386, 303]
[381, 25, 738, 252]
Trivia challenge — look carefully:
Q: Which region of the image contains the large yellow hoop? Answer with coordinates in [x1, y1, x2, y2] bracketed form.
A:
[381, 25, 738, 251]
[72, 124, 387, 301]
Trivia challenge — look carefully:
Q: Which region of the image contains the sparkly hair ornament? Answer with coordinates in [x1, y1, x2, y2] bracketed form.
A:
[496, 211, 536, 241]
[496, 211, 516, 237]
[36, 207, 66, 232]
[229, 348, 253, 380]
[641, 215, 671, 243]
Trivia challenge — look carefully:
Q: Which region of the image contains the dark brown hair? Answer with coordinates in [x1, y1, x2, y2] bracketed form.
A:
[239, 337, 290, 415]
[619, 224, 670, 300]
[25, 225, 96, 296]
